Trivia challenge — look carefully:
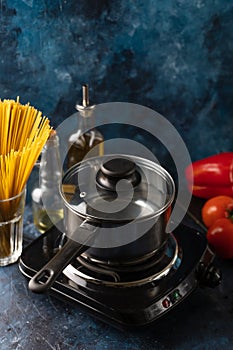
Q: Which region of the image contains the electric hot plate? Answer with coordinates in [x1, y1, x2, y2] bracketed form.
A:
[19, 223, 221, 328]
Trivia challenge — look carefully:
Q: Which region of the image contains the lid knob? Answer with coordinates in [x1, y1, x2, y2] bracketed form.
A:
[96, 157, 141, 192]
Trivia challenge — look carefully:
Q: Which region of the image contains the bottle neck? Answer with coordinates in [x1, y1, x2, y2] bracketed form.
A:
[39, 135, 62, 186]
[78, 109, 95, 133]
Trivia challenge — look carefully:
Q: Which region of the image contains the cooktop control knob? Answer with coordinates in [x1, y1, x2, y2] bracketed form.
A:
[197, 262, 222, 288]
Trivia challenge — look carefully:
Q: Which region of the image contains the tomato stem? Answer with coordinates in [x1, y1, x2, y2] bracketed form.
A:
[226, 207, 233, 223]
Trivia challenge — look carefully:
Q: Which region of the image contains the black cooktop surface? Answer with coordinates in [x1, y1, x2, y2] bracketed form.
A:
[19, 222, 217, 328]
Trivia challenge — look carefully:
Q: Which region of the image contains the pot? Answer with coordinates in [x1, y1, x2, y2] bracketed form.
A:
[29, 155, 175, 293]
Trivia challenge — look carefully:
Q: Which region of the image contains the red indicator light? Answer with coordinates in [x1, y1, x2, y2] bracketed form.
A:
[162, 298, 170, 308]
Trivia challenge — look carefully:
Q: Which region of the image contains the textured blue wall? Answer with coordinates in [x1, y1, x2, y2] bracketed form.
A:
[1, 0, 232, 160]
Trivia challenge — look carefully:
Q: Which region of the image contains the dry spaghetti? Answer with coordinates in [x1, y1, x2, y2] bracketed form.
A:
[0, 98, 52, 258]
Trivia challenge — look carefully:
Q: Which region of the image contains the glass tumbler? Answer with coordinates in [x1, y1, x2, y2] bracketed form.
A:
[0, 188, 26, 266]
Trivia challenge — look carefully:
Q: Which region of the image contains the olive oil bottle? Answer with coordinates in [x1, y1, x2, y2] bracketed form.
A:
[67, 84, 104, 168]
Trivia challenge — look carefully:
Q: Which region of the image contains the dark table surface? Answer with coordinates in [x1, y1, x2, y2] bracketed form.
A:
[0, 204, 233, 350]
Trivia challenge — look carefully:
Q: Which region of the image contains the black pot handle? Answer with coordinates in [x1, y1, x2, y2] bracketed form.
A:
[28, 221, 98, 293]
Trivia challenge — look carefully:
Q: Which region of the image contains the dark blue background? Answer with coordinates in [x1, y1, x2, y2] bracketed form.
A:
[1, 2, 233, 349]
[1, 0, 232, 162]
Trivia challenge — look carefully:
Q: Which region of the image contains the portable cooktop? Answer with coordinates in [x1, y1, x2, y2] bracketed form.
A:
[19, 223, 221, 328]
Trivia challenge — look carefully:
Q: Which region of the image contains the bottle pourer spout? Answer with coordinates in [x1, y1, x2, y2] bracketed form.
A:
[75, 84, 95, 113]
[82, 84, 89, 107]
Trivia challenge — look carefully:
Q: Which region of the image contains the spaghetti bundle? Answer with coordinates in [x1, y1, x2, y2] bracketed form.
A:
[0, 97, 52, 257]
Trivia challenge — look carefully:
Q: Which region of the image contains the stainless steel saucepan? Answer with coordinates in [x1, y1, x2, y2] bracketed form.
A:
[29, 155, 175, 293]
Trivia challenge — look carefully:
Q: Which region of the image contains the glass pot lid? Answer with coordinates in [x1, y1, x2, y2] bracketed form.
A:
[60, 155, 175, 223]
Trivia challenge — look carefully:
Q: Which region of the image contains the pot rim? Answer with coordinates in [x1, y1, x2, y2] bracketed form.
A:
[60, 154, 175, 223]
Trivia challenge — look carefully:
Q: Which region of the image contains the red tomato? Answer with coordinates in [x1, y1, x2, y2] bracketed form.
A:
[201, 195, 233, 228]
[207, 218, 233, 259]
